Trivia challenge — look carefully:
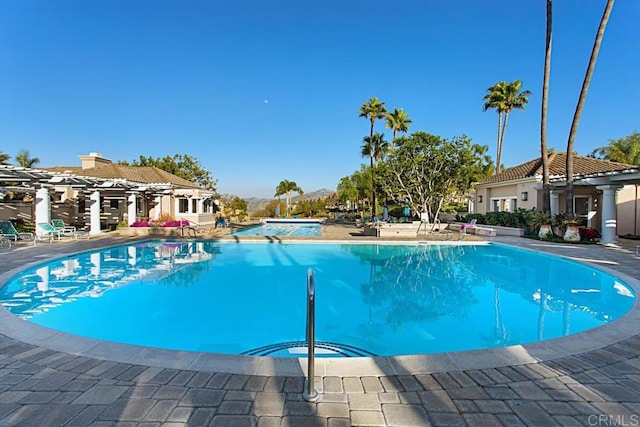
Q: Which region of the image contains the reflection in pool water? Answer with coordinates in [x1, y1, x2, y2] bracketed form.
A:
[0, 241, 634, 357]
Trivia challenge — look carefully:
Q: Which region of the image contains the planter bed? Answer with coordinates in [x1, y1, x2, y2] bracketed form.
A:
[117, 227, 181, 237]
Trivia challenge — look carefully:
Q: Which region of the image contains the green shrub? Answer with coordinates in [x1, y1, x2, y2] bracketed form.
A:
[457, 208, 535, 229]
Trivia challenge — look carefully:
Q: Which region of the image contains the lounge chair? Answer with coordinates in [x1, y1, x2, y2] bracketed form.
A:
[51, 219, 76, 233]
[460, 218, 478, 234]
[36, 223, 64, 242]
[0, 232, 13, 248]
[0, 220, 36, 245]
[43, 221, 89, 240]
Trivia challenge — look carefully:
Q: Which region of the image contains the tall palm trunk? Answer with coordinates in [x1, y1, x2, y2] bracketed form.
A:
[495, 111, 504, 174]
[498, 111, 513, 174]
[566, 0, 615, 217]
[541, 0, 553, 213]
[369, 119, 376, 218]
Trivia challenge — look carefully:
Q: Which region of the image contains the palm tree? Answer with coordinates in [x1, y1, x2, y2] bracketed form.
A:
[274, 179, 304, 218]
[483, 82, 507, 174]
[361, 132, 390, 165]
[540, 0, 553, 213]
[15, 150, 40, 168]
[361, 133, 389, 217]
[385, 108, 412, 143]
[359, 97, 387, 216]
[0, 151, 10, 165]
[565, 0, 615, 218]
[591, 131, 640, 165]
[483, 80, 531, 174]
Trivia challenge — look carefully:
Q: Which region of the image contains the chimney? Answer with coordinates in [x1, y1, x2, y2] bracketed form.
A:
[78, 152, 112, 170]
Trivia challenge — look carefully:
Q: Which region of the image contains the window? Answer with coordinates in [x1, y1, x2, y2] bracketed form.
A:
[110, 199, 119, 209]
[491, 198, 517, 212]
[191, 199, 198, 214]
[203, 199, 213, 213]
[178, 198, 188, 213]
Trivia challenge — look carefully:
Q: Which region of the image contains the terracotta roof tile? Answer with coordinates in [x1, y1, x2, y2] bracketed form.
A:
[45, 165, 201, 189]
[478, 152, 636, 185]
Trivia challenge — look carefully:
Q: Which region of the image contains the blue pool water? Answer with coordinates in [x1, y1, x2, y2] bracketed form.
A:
[230, 222, 322, 237]
[0, 241, 634, 357]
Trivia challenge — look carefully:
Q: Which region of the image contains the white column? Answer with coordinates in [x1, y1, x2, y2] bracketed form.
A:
[597, 185, 621, 245]
[550, 190, 560, 216]
[154, 195, 162, 220]
[90, 190, 101, 235]
[128, 194, 137, 226]
[35, 187, 51, 225]
[197, 198, 204, 214]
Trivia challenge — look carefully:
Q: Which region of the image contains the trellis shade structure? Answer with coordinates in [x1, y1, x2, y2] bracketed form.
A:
[0, 160, 217, 234]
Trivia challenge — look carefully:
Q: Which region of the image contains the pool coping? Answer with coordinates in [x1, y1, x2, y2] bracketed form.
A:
[1, 238, 638, 377]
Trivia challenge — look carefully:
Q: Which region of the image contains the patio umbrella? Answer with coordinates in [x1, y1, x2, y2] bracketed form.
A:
[383, 203, 389, 221]
[275, 204, 280, 217]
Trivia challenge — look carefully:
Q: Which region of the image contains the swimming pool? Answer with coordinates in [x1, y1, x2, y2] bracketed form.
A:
[230, 221, 323, 236]
[0, 241, 634, 358]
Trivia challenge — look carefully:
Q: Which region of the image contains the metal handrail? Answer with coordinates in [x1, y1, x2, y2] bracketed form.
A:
[303, 268, 319, 402]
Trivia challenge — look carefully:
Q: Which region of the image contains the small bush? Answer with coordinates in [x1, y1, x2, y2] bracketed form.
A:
[579, 226, 600, 241]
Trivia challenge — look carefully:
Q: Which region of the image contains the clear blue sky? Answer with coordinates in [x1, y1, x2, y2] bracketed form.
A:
[1, 1, 638, 199]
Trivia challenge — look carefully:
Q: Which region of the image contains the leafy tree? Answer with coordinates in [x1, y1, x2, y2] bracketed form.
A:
[377, 132, 488, 225]
[385, 108, 413, 142]
[253, 199, 283, 218]
[483, 80, 532, 174]
[15, 150, 40, 168]
[540, 0, 553, 213]
[118, 154, 217, 191]
[337, 166, 373, 217]
[590, 131, 640, 165]
[336, 176, 358, 206]
[565, 0, 615, 218]
[274, 179, 303, 218]
[222, 196, 248, 219]
[0, 151, 10, 164]
[359, 97, 387, 216]
[295, 197, 329, 217]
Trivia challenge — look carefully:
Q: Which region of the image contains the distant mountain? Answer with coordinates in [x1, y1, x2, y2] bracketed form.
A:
[222, 189, 336, 213]
[293, 188, 336, 201]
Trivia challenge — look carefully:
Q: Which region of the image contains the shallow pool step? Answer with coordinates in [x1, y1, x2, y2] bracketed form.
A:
[241, 341, 378, 357]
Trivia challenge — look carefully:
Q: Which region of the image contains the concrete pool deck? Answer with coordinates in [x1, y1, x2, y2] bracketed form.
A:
[1, 225, 640, 425]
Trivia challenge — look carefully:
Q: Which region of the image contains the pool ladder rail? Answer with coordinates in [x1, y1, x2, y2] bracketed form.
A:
[303, 268, 319, 402]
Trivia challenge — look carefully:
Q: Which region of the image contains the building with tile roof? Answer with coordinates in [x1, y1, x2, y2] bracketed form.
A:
[473, 152, 640, 243]
[1, 153, 218, 233]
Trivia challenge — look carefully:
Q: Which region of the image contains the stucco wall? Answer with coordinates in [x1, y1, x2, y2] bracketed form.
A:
[617, 185, 640, 236]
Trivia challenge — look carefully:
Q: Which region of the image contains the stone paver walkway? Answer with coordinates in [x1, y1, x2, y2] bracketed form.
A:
[1, 229, 640, 426]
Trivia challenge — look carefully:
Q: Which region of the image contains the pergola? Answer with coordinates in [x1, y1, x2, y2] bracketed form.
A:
[549, 167, 640, 244]
[0, 165, 177, 235]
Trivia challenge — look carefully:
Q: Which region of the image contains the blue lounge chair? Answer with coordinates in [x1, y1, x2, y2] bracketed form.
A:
[0, 220, 35, 245]
[36, 223, 64, 242]
[44, 221, 89, 240]
[51, 219, 76, 233]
